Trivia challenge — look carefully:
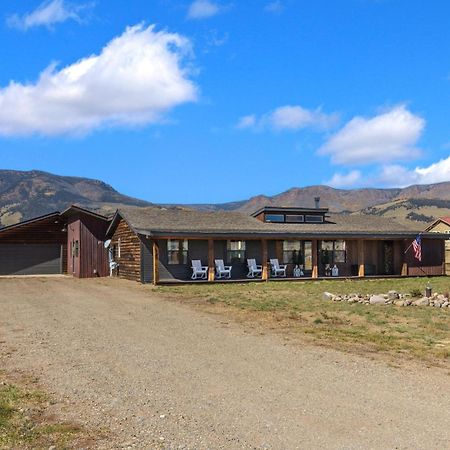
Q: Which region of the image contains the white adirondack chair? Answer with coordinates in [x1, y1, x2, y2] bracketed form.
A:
[247, 258, 262, 278]
[191, 260, 208, 280]
[215, 259, 232, 279]
[270, 258, 287, 277]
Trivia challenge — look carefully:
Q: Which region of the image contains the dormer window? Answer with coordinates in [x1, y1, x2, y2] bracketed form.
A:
[266, 214, 284, 223]
[254, 206, 329, 224]
[305, 215, 324, 223]
[285, 214, 304, 223]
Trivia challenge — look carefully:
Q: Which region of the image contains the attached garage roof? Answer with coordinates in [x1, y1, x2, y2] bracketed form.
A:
[0, 212, 61, 237]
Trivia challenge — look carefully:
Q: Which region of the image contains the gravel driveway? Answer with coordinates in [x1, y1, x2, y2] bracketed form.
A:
[1, 277, 449, 449]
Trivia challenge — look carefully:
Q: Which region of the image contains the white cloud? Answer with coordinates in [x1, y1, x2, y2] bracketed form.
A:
[326, 170, 362, 188]
[7, 0, 94, 30]
[236, 114, 256, 129]
[237, 105, 339, 132]
[378, 156, 450, 187]
[318, 105, 425, 165]
[0, 24, 198, 136]
[187, 0, 222, 19]
[264, 1, 284, 14]
[328, 156, 450, 188]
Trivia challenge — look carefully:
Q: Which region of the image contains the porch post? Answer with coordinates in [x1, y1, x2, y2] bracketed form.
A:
[208, 239, 215, 281]
[442, 239, 446, 276]
[261, 239, 268, 281]
[152, 241, 160, 286]
[312, 239, 318, 278]
[358, 240, 365, 277]
[401, 240, 408, 276]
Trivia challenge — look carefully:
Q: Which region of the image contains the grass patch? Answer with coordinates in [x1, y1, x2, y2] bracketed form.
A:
[158, 277, 450, 366]
[0, 372, 82, 449]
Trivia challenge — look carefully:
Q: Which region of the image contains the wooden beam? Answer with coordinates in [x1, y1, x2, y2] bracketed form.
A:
[311, 239, 318, 278]
[208, 239, 215, 281]
[261, 239, 268, 281]
[401, 240, 408, 276]
[401, 262, 408, 276]
[152, 241, 159, 286]
[358, 240, 365, 277]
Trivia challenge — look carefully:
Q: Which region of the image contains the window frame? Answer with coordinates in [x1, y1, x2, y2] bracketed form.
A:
[226, 240, 246, 264]
[167, 239, 189, 265]
[320, 240, 346, 264]
[265, 214, 285, 223]
[305, 215, 324, 223]
[285, 214, 304, 223]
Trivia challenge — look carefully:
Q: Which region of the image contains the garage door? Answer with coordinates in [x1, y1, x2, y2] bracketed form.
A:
[0, 244, 62, 275]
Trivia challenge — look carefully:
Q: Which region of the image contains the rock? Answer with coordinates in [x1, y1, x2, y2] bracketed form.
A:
[388, 290, 399, 300]
[369, 295, 387, 305]
[394, 300, 405, 306]
[413, 297, 429, 307]
[437, 294, 447, 301]
[443, 302, 449, 308]
[347, 297, 358, 303]
[322, 292, 335, 301]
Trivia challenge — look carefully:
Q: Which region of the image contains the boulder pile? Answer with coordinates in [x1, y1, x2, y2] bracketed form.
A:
[322, 290, 450, 308]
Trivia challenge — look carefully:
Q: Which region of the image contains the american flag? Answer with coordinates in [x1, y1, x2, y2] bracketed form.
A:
[412, 234, 422, 262]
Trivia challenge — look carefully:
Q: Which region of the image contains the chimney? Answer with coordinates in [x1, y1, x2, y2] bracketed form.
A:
[314, 196, 320, 209]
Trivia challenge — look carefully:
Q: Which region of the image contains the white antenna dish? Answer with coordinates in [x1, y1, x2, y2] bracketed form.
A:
[104, 239, 111, 248]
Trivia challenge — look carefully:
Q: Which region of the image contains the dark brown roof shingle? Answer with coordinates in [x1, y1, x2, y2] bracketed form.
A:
[115, 206, 423, 238]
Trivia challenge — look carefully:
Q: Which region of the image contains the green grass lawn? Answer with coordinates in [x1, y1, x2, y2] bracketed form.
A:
[158, 277, 450, 365]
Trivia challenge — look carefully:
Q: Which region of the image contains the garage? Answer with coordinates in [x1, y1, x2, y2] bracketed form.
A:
[0, 244, 62, 275]
[0, 212, 67, 276]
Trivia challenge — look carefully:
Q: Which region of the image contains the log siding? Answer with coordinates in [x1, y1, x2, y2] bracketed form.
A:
[111, 219, 142, 282]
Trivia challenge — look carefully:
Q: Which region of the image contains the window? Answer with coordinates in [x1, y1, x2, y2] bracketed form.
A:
[265, 214, 284, 223]
[320, 240, 346, 264]
[283, 241, 302, 264]
[305, 215, 324, 223]
[333, 240, 346, 263]
[167, 239, 188, 264]
[285, 214, 304, 223]
[72, 240, 79, 258]
[227, 240, 246, 263]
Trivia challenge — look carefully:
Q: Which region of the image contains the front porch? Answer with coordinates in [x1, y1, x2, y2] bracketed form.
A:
[147, 237, 445, 285]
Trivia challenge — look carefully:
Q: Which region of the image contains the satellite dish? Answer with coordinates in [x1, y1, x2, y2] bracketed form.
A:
[104, 239, 111, 248]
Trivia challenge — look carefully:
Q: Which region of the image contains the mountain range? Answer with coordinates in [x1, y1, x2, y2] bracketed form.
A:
[1, 169, 450, 228]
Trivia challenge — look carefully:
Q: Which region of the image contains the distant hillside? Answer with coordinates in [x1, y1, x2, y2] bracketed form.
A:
[186, 183, 450, 215]
[359, 198, 450, 225]
[0, 170, 151, 227]
[1, 169, 450, 228]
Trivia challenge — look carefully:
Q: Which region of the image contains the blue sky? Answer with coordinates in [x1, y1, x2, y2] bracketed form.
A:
[1, 0, 450, 203]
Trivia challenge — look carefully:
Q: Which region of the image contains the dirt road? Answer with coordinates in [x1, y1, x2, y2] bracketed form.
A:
[1, 277, 449, 449]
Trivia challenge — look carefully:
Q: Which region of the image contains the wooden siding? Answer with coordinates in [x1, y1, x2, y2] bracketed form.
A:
[140, 240, 153, 284]
[405, 238, 445, 276]
[0, 215, 67, 274]
[427, 221, 450, 275]
[79, 215, 109, 278]
[111, 219, 142, 282]
[67, 217, 80, 276]
[446, 241, 450, 276]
